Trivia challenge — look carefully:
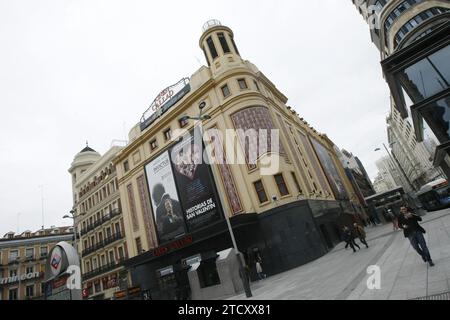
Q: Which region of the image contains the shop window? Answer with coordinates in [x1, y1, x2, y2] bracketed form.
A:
[198, 259, 221, 289]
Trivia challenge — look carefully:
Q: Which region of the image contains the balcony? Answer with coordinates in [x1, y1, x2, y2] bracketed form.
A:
[82, 259, 125, 281]
[24, 255, 35, 262]
[82, 232, 124, 257]
[80, 208, 122, 237]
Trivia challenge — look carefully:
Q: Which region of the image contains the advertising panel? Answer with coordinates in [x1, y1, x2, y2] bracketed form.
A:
[170, 133, 222, 232]
[310, 138, 349, 200]
[145, 151, 187, 244]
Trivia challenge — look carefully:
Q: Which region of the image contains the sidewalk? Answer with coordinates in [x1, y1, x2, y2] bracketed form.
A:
[226, 209, 450, 300]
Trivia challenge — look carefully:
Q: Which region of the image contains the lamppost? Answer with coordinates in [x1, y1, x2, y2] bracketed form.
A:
[179, 102, 253, 298]
[375, 143, 416, 192]
[63, 209, 80, 253]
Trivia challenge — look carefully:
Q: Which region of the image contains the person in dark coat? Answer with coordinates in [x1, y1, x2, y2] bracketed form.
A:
[353, 223, 369, 248]
[398, 206, 434, 267]
[342, 226, 360, 252]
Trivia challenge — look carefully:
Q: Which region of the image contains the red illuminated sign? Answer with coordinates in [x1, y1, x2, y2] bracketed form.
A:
[152, 235, 194, 257]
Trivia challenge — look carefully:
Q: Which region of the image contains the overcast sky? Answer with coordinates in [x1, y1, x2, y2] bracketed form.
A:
[0, 0, 392, 236]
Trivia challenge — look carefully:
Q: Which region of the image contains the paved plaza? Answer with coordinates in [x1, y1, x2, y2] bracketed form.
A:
[227, 209, 450, 300]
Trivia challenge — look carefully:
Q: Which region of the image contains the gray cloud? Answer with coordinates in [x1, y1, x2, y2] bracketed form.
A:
[0, 0, 391, 235]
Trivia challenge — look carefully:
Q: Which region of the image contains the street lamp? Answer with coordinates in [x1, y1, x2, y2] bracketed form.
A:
[179, 102, 253, 298]
[63, 210, 80, 253]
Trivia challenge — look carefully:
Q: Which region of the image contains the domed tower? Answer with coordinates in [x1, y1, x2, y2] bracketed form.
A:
[68, 143, 101, 204]
[199, 20, 244, 75]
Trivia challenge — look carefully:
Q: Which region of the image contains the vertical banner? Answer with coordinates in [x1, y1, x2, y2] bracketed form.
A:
[170, 132, 222, 233]
[310, 138, 349, 200]
[145, 151, 186, 244]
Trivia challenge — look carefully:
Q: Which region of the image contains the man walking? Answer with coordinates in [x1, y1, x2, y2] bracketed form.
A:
[342, 226, 360, 252]
[398, 206, 434, 267]
[353, 223, 369, 248]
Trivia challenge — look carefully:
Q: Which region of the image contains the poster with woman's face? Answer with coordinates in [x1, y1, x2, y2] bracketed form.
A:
[145, 151, 186, 244]
[170, 133, 222, 232]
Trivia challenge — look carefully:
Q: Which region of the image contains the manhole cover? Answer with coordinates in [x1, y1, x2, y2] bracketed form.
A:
[413, 292, 450, 300]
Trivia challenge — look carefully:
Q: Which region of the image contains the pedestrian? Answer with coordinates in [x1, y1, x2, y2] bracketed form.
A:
[342, 226, 360, 252]
[353, 223, 369, 248]
[386, 207, 399, 231]
[398, 206, 434, 267]
[255, 259, 266, 281]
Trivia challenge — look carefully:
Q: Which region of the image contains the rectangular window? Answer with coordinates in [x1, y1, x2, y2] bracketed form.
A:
[217, 32, 231, 54]
[94, 281, 101, 293]
[150, 139, 158, 151]
[238, 78, 248, 90]
[253, 80, 260, 92]
[136, 237, 143, 254]
[163, 128, 172, 141]
[26, 285, 34, 298]
[221, 84, 231, 98]
[274, 174, 290, 197]
[109, 251, 115, 264]
[26, 266, 34, 274]
[291, 172, 303, 195]
[179, 117, 189, 128]
[118, 247, 124, 260]
[9, 250, 18, 262]
[202, 46, 211, 67]
[26, 248, 34, 259]
[123, 160, 130, 173]
[206, 36, 218, 60]
[9, 289, 18, 301]
[230, 35, 240, 56]
[254, 180, 268, 204]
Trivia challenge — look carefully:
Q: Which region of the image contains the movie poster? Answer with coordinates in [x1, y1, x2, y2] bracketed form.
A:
[310, 138, 349, 200]
[145, 151, 186, 244]
[170, 133, 222, 232]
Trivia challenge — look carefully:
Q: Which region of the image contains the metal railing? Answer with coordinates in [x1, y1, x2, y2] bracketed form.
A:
[81, 232, 124, 257]
[82, 259, 126, 281]
[80, 208, 122, 236]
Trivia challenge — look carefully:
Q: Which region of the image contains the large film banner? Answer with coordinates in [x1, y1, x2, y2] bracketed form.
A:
[170, 133, 222, 233]
[145, 151, 187, 244]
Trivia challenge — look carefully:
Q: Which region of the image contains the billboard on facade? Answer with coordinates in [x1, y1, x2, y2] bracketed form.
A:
[310, 138, 349, 200]
[170, 132, 222, 232]
[145, 151, 187, 244]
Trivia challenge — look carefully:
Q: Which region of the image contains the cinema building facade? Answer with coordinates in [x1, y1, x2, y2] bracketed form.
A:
[114, 21, 367, 300]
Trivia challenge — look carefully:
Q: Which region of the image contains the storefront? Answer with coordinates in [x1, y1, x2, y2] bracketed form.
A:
[124, 199, 354, 300]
